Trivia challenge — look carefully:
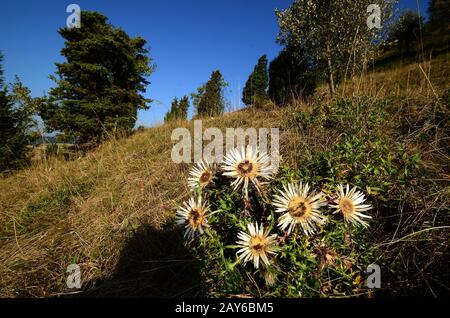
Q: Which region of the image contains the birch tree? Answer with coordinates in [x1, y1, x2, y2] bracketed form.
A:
[276, 0, 395, 95]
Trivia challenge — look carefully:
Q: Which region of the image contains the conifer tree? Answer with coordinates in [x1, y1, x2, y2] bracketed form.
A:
[242, 55, 269, 107]
[179, 95, 189, 119]
[0, 54, 34, 172]
[268, 46, 317, 105]
[192, 70, 227, 117]
[39, 11, 154, 144]
[428, 0, 450, 30]
[388, 11, 423, 54]
[164, 97, 179, 122]
[164, 95, 190, 122]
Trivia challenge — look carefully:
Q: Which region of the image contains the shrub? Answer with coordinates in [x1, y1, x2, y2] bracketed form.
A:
[283, 96, 448, 296]
[172, 149, 379, 297]
[286, 97, 423, 200]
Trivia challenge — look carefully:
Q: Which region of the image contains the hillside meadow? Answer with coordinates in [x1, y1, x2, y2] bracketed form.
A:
[0, 53, 449, 297]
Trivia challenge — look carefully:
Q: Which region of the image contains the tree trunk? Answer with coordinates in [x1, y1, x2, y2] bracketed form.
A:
[327, 56, 336, 96]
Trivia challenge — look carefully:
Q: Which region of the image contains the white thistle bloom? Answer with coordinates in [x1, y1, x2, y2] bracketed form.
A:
[187, 159, 216, 190]
[330, 184, 373, 228]
[176, 195, 210, 239]
[222, 146, 273, 199]
[273, 182, 327, 236]
[236, 222, 278, 269]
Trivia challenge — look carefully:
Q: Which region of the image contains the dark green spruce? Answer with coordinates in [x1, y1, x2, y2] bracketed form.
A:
[192, 70, 227, 117]
[0, 53, 35, 172]
[164, 96, 189, 122]
[268, 46, 317, 105]
[39, 11, 155, 144]
[242, 55, 269, 107]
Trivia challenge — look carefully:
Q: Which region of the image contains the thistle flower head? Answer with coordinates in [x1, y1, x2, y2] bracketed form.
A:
[188, 159, 217, 190]
[236, 222, 278, 269]
[222, 146, 273, 199]
[330, 184, 373, 228]
[273, 182, 327, 236]
[176, 195, 210, 239]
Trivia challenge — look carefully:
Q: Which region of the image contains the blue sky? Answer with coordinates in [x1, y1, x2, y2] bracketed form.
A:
[0, 0, 430, 127]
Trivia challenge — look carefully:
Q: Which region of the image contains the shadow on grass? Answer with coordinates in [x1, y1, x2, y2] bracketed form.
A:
[79, 224, 204, 298]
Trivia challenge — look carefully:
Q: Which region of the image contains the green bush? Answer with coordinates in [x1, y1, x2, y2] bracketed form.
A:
[287, 97, 422, 201]
[287, 97, 389, 136]
[171, 97, 426, 297]
[173, 155, 379, 298]
[316, 135, 421, 198]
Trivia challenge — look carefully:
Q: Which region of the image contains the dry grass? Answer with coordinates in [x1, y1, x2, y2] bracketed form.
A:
[0, 122, 183, 296]
[316, 52, 450, 100]
[0, 52, 448, 297]
[0, 110, 290, 297]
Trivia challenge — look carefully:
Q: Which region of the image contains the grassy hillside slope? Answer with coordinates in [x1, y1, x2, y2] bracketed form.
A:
[0, 53, 449, 297]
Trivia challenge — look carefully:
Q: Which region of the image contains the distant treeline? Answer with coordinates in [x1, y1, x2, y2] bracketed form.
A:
[163, 0, 449, 120]
[1, 1, 449, 173]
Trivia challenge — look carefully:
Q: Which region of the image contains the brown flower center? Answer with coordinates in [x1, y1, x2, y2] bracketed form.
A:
[188, 208, 204, 227]
[288, 197, 311, 219]
[199, 171, 212, 184]
[249, 236, 267, 253]
[339, 198, 355, 216]
[238, 160, 254, 176]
